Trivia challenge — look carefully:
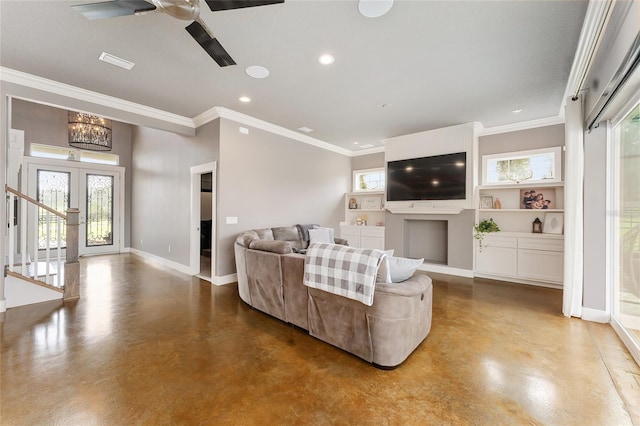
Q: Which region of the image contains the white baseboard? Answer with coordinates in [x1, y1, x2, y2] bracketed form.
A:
[418, 264, 474, 278]
[121, 247, 131, 253]
[129, 248, 191, 275]
[213, 273, 237, 286]
[581, 307, 610, 323]
[0, 298, 6, 313]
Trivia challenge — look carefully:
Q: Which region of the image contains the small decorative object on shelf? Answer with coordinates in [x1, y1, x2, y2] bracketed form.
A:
[480, 195, 493, 209]
[532, 217, 543, 233]
[494, 198, 502, 209]
[355, 214, 368, 226]
[474, 218, 500, 252]
[349, 197, 357, 209]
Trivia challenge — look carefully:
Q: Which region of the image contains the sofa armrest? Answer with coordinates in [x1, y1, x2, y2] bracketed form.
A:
[335, 238, 349, 246]
[375, 274, 431, 297]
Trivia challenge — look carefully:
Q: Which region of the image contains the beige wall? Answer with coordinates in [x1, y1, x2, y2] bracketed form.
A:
[217, 118, 351, 276]
[130, 120, 219, 266]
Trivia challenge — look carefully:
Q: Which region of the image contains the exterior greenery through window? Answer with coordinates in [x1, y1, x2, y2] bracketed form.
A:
[353, 168, 385, 192]
[482, 147, 562, 185]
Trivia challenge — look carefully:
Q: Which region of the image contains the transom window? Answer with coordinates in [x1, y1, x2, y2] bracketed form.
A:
[482, 147, 562, 185]
[30, 143, 119, 165]
[353, 168, 385, 192]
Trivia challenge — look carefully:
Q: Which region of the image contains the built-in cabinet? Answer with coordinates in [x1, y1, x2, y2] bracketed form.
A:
[475, 182, 565, 288]
[340, 191, 385, 249]
[475, 232, 564, 287]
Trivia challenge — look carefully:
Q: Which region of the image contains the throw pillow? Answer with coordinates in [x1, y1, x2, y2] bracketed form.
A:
[312, 225, 335, 244]
[388, 256, 424, 283]
[309, 228, 332, 244]
[376, 254, 392, 283]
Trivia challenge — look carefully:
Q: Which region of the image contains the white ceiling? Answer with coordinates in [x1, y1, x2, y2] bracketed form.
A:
[0, 0, 588, 152]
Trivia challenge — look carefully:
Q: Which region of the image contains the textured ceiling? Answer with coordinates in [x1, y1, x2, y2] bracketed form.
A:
[0, 0, 588, 151]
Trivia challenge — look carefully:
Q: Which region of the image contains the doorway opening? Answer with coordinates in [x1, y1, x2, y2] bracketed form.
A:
[190, 162, 217, 282]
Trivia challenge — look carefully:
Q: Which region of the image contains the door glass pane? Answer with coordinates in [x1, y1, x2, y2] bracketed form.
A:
[37, 170, 70, 249]
[615, 103, 640, 345]
[86, 174, 114, 247]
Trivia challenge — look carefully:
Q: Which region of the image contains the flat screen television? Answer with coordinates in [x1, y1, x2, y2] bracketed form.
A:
[387, 152, 467, 201]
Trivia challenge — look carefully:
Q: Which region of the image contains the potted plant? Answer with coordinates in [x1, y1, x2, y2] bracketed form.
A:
[474, 218, 500, 251]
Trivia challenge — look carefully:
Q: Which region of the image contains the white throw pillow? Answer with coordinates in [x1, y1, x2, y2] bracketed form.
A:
[309, 228, 332, 244]
[376, 255, 392, 283]
[312, 225, 335, 243]
[388, 256, 424, 283]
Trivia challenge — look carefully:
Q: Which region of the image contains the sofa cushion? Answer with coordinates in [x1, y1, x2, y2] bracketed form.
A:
[309, 228, 332, 244]
[249, 239, 293, 254]
[312, 225, 335, 243]
[236, 231, 259, 247]
[254, 228, 275, 240]
[388, 256, 424, 283]
[272, 226, 304, 250]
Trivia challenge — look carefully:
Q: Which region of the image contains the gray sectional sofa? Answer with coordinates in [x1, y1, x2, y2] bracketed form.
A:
[234, 225, 433, 368]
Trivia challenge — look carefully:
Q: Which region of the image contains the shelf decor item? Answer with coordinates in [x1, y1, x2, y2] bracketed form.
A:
[520, 188, 556, 210]
[543, 213, 564, 234]
[349, 197, 357, 209]
[362, 197, 381, 210]
[474, 218, 500, 252]
[479, 195, 493, 209]
[532, 217, 542, 233]
[494, 198, 502, 209]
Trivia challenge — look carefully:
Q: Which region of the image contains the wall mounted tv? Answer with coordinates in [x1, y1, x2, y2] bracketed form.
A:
[387, 152, 467, 201]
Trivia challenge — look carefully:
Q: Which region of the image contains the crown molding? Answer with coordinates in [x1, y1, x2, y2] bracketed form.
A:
[192, 107, 221, 128]
[478, 115, 565, 136]
[350, 146, 386, 157]
[212, 106, 353, 156]
[1, 67, 194, 128]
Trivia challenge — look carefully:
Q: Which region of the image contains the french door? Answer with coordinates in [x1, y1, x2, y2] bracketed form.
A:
[25, 158, 122, 256]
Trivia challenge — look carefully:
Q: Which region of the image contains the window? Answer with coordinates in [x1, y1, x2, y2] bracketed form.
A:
[353, 168, 385, 192]
[30, 143, 119, 165]
[482, 147, 562, 185]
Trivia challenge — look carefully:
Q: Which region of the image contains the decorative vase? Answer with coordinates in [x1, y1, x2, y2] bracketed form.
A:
[494, 198, 502, 209]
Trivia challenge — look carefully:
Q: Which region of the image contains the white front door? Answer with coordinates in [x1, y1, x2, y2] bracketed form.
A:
[26, 158, 123, 257]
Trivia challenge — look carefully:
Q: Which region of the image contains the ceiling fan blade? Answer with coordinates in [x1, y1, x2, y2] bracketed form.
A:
[204, 0, 284, 12]
[72, 0, 156, 20]
[186, 21, 236, 67]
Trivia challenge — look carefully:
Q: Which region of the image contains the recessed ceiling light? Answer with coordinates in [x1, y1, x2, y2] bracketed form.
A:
[512, 108, 523, 113]
[298, 126, 314, 133]
[358, 0, 394, 18]
[319, 54, 335, 65]
[245, 65, 270, 79]
[354, 141, 359, 145]
[98, 52, 134, 70]
[239, 96, 251, 103]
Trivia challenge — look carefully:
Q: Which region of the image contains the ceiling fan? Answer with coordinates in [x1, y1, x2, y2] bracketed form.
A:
[71, 0, 284, 67]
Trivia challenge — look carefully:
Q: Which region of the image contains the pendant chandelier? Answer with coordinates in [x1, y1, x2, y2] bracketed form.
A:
[68, 111, 112, 151]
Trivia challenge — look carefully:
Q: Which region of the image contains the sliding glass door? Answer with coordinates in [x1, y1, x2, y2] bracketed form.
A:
[611, 101, 640, 360]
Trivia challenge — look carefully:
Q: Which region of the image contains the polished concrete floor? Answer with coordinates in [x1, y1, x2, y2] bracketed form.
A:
[1, 254, 639, 425]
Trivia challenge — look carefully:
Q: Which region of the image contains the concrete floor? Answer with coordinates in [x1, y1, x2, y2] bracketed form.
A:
[1, 253, 638, 425]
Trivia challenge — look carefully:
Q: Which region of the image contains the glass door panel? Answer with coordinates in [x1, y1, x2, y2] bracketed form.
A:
[36, 170, 71, 249]
[85, 174, 114, 247]
[613, 102, 640, 353]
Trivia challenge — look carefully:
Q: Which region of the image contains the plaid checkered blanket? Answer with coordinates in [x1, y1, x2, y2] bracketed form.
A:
[303, 243, 386, 306]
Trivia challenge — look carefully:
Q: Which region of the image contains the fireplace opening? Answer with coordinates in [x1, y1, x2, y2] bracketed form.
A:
[403, 219, 448, 265]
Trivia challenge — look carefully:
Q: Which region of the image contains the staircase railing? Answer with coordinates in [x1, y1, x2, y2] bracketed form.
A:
[5, 185, 80, 301]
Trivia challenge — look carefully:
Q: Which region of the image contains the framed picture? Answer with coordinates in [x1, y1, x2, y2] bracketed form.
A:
[543, 213, 564, 234]
[519, 188, 556, 210]
[479, 195, 493, 209]
[362, 197, 381, 210]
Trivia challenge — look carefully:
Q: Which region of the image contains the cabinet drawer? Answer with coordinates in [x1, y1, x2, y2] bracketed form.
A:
[480, 235, 517, 249]
[361, 227, 385, 238]
[518, 237, 564, 252]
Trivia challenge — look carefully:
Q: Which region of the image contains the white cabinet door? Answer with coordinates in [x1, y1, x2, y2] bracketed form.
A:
[361, 236, 384, 250]
[517, 249, 564, 283]
[476, 245, 518, 277]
